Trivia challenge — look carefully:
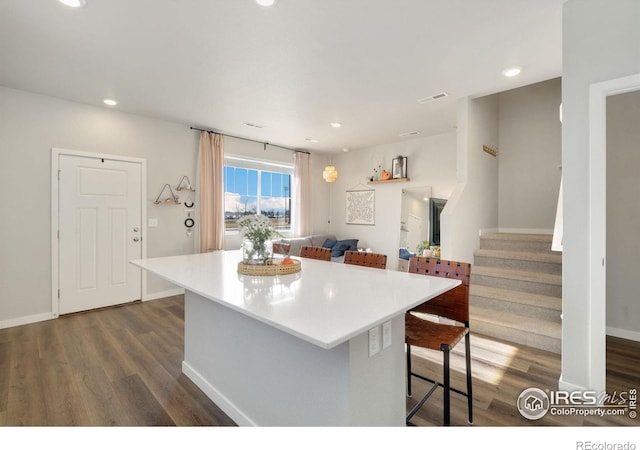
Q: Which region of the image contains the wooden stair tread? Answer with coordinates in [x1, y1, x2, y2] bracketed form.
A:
[472, 266, 562, 286]
[480, 233, 553, 242]
[470, 285, 561, 311]
[474, 248, 562, 264]
[470, 306, 561, 339]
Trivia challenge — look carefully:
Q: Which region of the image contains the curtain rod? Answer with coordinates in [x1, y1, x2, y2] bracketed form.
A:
[190, 126, 310, 155]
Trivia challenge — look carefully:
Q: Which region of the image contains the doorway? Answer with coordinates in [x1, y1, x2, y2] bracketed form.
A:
[52, 149, 147, 315]
[588, 73, 640, 394]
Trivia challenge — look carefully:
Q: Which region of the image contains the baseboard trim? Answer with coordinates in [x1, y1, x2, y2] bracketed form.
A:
[558, 375, 588, 393]
[182, 361, 254, 426]
[607, 326, 640, 343]
[0, 312, 56, 330]
[143, 288, 185, 302]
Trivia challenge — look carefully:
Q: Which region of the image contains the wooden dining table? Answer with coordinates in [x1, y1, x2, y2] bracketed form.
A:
[131, 249, 460, 426]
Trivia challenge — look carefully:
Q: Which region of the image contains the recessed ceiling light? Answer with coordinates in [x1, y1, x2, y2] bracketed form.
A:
[103, 99, 118, 106]
[305, 138, 319, 143]
[58, 0, 87, 8]
[502, 66, 522, 77]
[343, 148, 349, 152]
[330, 122, 342, 128]
[256, 0, 275, 6]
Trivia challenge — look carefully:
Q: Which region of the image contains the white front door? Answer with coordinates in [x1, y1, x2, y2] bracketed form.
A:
[58, 154, 142, 314]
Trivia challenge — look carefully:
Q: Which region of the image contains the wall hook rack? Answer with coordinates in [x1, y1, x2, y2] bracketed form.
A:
[176, 175, 196, 192]
[154, 184, 181, 205]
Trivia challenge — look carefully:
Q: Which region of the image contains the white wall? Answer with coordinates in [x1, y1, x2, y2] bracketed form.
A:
[606, 90, 640, 341]
[562, 0, 640, 392]
[441, 96, 499, 264]
[0, 86, 330, 327]
[329, 132, 457, 270]
[498, 78, 562, 232]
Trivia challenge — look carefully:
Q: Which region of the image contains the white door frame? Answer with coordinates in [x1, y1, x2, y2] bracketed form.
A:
[51, 148, 147, 317]
[587, 73, 640, 393]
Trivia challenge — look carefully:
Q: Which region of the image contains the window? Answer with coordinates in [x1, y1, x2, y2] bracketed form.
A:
[224, 157, 293, 231]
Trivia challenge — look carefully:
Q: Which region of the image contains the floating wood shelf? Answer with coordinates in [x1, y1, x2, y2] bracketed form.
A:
[367, 177, 410, 185]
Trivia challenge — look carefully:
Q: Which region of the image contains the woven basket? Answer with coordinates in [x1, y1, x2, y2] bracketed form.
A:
[237, 258, 301, 276]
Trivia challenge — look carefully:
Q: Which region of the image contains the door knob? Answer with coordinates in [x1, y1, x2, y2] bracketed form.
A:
[133, 237, 140, 242]
[133, 227, 139, 232]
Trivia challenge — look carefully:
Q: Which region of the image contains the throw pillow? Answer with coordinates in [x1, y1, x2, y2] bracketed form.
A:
[331, 239, 359, 257]
[322, 238, 337, 249]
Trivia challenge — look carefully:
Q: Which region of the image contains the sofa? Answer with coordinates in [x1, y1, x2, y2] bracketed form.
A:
[273, 234, 361, 262]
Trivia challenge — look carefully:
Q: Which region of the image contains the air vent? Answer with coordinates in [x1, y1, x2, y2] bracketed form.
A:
[417, 92, 448, 104]
[399, 131, 421, 137]
[243, 122, 264, 129]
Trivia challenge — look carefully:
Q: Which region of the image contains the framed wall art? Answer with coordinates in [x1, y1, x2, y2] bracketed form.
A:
[392, 156, 407, 179]
[345, 189, 375, 225]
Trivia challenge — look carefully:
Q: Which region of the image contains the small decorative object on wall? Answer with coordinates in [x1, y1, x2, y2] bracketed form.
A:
[346, 186, 375, 225]
[482, 145, 497, 157]
[392, 156, 408, 179]
[176, 175, 196, 191]
[380, 169, 391, 180]
[154, 183, 181, 204]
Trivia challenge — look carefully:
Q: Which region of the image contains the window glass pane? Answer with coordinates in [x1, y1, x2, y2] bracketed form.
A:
[224, 166, 234, 193]
[261, 172, 271, 197]
[272, 173, 282, 197]
[236, 168, 247, 195]
[248, 170, 258, 197]
[283, 175, 290, 197]
[223, 164, 292, 231]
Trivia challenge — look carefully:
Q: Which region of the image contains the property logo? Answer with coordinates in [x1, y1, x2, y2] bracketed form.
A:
[517, 387, 637, 420]
[517, 387, 550, 420]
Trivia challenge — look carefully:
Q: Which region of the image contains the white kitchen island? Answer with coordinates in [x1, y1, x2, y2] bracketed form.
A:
[131, 250, 460, 426]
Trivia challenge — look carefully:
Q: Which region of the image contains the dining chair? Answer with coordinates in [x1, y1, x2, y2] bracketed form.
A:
[343, 250, 387, 269]
[405, 257, 472, 426]
[299, 245, 332, 261]
[272, 242, 291, 256]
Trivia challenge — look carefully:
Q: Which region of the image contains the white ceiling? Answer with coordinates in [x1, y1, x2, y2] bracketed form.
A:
[0, 0, 564, 153]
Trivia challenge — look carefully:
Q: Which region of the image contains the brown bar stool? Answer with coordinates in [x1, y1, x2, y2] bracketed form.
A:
[343, 250, 387, 269]
[405, 257, 473, 426]
[299, 245, 332, 261]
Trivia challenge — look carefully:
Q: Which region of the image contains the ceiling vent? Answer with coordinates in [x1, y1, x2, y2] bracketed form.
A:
[417, 92, 448, 104]
[243, 122, 264, 129]
[399, 131, 421, 137]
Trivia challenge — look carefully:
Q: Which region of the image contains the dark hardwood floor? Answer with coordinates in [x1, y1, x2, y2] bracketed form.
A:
[0, 296, 235, 426]
[0, 295, 637, 427]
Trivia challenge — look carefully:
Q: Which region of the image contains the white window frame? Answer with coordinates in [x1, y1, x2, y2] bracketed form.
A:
[223, 155, 294, 235]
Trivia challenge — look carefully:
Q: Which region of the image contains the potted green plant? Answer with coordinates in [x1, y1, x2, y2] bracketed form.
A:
[416, 240, 431, 257]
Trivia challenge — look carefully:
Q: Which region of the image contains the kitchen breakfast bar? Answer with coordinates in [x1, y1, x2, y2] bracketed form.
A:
[131, 250, 460, 426]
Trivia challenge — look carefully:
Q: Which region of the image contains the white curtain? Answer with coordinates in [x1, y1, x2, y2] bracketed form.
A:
[292, 152, 311, 237]
[198, 131, 225, 252]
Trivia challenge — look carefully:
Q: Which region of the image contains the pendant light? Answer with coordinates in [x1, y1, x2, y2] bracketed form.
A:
[323, 155, 338, 183]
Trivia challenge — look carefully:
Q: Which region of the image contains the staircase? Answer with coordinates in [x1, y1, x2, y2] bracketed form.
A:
[470, 233, 562, 353]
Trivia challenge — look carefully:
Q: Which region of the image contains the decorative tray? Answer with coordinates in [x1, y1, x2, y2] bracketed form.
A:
[237, 258, 301, 276]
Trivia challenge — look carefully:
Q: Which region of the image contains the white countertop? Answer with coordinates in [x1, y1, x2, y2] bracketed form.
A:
[131, 250, 460, 349]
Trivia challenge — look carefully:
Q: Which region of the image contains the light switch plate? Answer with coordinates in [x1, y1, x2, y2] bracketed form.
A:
[369, 326, 380, 357]
[382, 321, 392, 349]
